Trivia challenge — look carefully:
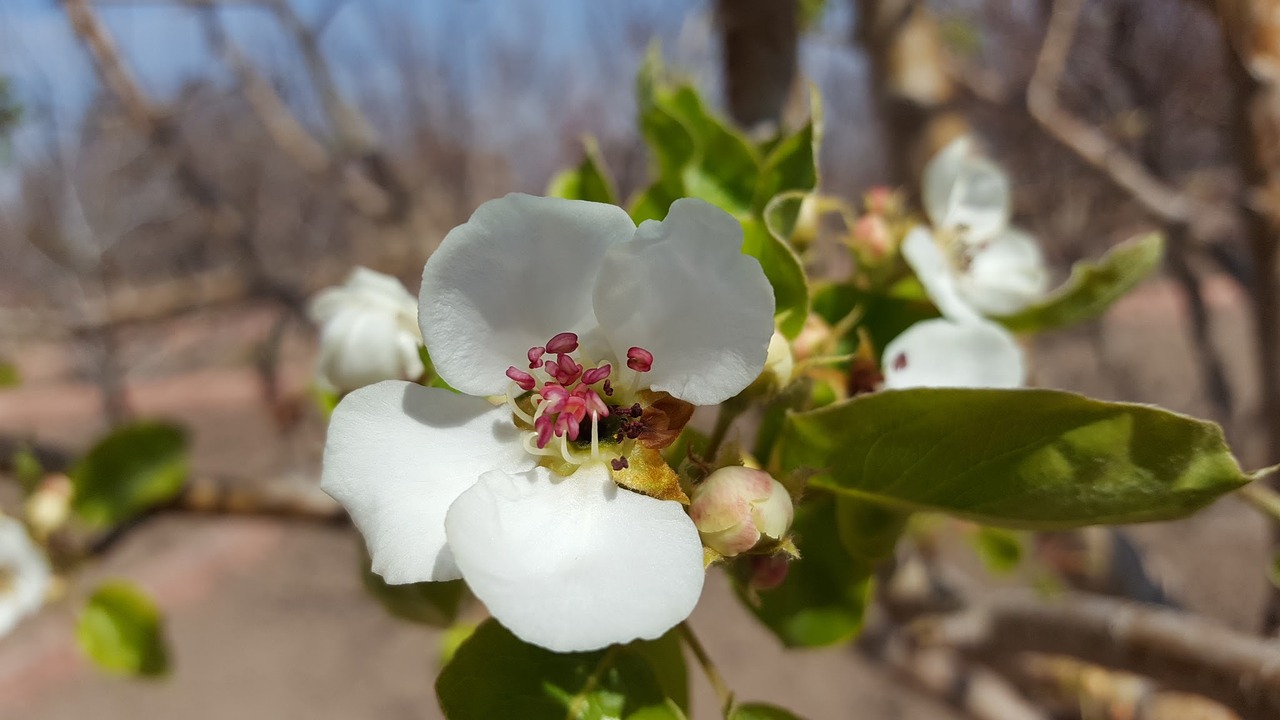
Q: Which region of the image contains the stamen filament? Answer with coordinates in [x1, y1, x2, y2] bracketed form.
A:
[505, 383, 535, 424]
[590, 411, 600, 459]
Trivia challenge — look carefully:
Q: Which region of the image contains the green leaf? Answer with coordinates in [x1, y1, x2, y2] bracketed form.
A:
[664, 86, 759, 216]
[731, 703, 807, 720]
[71, 422, 189, 528]
[753, 88, 822, 213]
[77, 581, 169, 677]
[359, 543, 466, 627]
[632, 629, 689, 714]
[0, 360, 18, 388]
[996, 233, 1164, 333]
[835, 496, 908, 562]
[436, 619, 684, 720]
[781, 388, 1254, 529]
[733, 499, 873, 648]
[11, 444, 44, 494]
[548, 137, 618, 206]
[636, 48, 695, 187]
[630, 177, 685, 224]
[751, 193, 811, 338]
[973, 527, 1025, 575]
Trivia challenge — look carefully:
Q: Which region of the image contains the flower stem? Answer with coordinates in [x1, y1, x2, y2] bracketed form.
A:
[677, 621, 734, 717]
[704, 400, 746, 462]
[1240, 482, 1280, 523]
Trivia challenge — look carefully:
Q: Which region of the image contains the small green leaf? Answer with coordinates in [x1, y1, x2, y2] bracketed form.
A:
[753, 88, 822, 213]
[360, 543, 466, 627]
[731, 703, 807, 720]
[665, 86, 759, 216]
[0, 360, 18, 388]
[630, 178, 685, 224]
[436, 619, 683, 720]
[751, 193, 811, 338]
[632, 629, 689, 714]
[996, 233, 1164, 333]
[441, 621, 479, 665]
[77, 581, 169, 677]
[11, 444, 44, 494]
[548, 137, 618, 206]
[71, 422, 189, 528]
[973, 527, 1025, 575]
[835, 496, 908, 562]
[781, 388, 1254, 529]
[732, 498, 873, 648]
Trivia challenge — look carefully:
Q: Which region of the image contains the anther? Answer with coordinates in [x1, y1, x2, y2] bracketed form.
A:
[892, 353, 908, 371]
[546, 332, 579, 355]
[505, 366, 537, 391]
[626, 347, 654, 373]
[603, 379, 614, 396]
[582, 364, 611, 386]
[611, 457, 629, 471]
[527, 346, 546, 369]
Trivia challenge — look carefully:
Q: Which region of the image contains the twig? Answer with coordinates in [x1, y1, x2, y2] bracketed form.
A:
[914, 590, 1280, 720]
[677, 621, 735, 717]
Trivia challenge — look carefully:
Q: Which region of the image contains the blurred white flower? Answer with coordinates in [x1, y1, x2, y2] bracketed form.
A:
[690, 467, 793, 558]
[919, 137, 1049, 316]
[322, 194, 775, 652]
[883, 228, 1025, 389]
[308, 267, 424, 393]
[0, 517, 51, 637]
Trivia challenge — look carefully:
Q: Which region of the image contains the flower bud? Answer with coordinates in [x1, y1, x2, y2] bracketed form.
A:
[689, 467, 794, 558]
[758, 331, 794, 390]
[25, 474, 71, 540]
[850, 214, 891, 260]
[308, 267, 424, 393]
[792, 315, 833, 363]
[790, 194, 820, 250]
[748, 554, 790, 591]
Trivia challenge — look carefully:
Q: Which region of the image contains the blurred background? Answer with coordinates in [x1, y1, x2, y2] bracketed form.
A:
[0, 0, 1274, 717]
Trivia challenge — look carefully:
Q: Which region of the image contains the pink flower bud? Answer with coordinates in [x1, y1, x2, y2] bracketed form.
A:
[689, 467, 794, 558]
[851, 214, 891, 259]
[749, 554, 790, 591]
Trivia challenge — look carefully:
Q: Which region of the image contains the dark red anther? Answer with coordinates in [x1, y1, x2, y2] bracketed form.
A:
[611, 457, 630, 471]
[892, 353, 908, 371]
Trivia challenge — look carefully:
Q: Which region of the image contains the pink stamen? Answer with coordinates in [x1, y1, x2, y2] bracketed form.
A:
[546, 332, 579, 354]
[892, 353, 908, 371]
[548, 354, 582, 386]
[581, 364, 611, 386]
[527, 346, 546, 369]
[506, 366, 536, 391]
[626, 347, 654, 373]
[534, 415, 555, 448]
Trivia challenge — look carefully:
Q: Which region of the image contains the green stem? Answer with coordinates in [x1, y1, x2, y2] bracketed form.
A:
[703, 400, 746, 462]
[677, 621, 734, 717]
[1240, 483, 1280, 523]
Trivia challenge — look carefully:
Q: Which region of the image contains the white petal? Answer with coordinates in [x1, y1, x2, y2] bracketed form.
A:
[922, 136, 1011, 240]
[420, 194, 637, 397]
[593, 198, 775, 405]
[316, 310, 424, 391]
[445, 463, 705, 652]
[883, 318, 1025, 389]
[0, 518, 50, 637]
[321, 381, 534, 584]
[901, 227, 981, 323]
[956, 228, 1050, 316]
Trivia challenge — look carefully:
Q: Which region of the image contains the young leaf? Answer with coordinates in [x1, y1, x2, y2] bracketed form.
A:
[751, 192, 811, 338]
[71, 422, 189, 528]
[781, 388, 1254, 529]
[0, 360, 18, 388]
[436, 619, 684, 720]
[753, 88, 822, 213]
[732, 499, 873, 648]
[665, 86, 760, 216]
[973, 527, 1025, 575]
[77, 581, 169, 677]
[731, 703, 807, 720]
[996, 233, 1164, 333]
[547, 137, 618, 206]
[359, 543, 466, 627]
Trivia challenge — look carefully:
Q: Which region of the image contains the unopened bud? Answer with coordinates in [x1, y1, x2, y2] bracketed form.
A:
[864, 186, 896, 215]
[851, 214, 891, 260]
[792, 315, 833, 363]
[748, 554, 790, 591]
[690, 467, 794, 558]
[760, 332, 794, 390]
[25, 474, 72, 540]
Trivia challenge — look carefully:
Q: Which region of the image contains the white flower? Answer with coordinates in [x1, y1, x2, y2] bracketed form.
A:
[0, 517, 51, 637]
[322, 194, 775, 652]
[919, 137, 1049, 316]
[883, 228, 1025, 389]
[689, 467, 794, 558]
[308, 267, 424, 393]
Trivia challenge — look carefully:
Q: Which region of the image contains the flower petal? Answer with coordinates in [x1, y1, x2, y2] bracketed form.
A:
[956, 227, 1050, 316]
[445, 463, 705, 652]
[882, 318, 1025, 389]
[321, 381, 534, 584]
[593, 198, 775, 405]
[420, 194, 637, 397]
[922, 136, 1011, 240]
[901, 227, 982, 323]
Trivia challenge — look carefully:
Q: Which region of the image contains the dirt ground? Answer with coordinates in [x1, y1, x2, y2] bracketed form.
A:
[0, 271, 1269, 719]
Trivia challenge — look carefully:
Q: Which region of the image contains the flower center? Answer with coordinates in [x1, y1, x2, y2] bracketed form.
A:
[504, 332, 654, 467]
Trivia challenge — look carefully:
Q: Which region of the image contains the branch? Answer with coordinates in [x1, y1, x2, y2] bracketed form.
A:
[915, 590, 1280, 720]
[1027, 0, 1232, 237]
